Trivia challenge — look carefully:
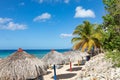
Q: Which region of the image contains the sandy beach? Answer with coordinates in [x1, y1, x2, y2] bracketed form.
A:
[43, 62, 83, 80]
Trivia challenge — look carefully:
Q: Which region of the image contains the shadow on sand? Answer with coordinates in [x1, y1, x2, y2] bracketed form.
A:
[66, 67, 82, 71]
[73, 63, 85, 66]
[45, 71, 52, 75]
[51, 73, 76, 80]
[27, 75, 44, 80]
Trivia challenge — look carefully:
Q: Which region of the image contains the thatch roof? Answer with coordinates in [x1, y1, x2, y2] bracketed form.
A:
[0, 50, 47, 80]
[42, 50, 65, 65]
[0, 58, 2, 63]
[63, 51, 89, 62]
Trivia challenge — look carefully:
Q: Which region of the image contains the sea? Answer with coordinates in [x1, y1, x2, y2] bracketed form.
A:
[0, 49, 71, 59]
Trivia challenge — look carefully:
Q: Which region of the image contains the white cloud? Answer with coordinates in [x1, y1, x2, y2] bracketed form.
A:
[0, 17, 27, 30]
[60, 33, 73, 38]
[6, 22, 27, 30]
[33, 13, 51, 22]
[36, 0, 70, 3]
[64, 0, 69, 3]
[74, 6, 95, 18]
[0, 18, 12, 23]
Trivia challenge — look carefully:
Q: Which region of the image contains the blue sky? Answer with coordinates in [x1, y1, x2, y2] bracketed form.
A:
[0, 0, 105, 49]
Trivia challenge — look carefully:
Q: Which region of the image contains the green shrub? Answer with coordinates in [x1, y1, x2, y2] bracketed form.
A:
[106, 50, 120, 67]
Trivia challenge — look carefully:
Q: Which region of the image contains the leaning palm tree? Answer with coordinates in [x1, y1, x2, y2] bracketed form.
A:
[72, 21, 104, 53]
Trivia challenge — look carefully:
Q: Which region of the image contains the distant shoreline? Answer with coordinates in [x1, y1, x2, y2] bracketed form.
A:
[0, 48, 72, 50]
[0, 49, 71, 58]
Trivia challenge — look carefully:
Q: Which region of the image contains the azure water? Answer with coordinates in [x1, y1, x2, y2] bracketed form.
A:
[0, 49, 70, 58]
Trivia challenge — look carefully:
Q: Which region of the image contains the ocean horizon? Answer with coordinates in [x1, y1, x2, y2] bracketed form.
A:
[0, 49, 71, 58]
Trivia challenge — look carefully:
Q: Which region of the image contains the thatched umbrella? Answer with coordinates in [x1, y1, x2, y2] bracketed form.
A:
[42, 50, 65, 65]
[0, 58, 2, 63]
[0, 48, 47, 80]
[63, 51, 89, 63]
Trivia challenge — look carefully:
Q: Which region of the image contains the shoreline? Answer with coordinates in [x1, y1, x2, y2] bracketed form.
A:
[0, 49, 71, 58]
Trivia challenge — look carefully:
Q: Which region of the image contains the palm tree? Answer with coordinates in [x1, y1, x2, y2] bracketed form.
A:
[72, 21, 104, 53]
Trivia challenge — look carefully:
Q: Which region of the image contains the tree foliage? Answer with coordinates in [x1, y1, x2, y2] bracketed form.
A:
[72, 21, 103, 52]
[106, 50, 120, 67]
[102, 0, 120, 51]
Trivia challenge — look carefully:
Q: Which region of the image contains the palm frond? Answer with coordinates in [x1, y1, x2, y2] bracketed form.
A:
[72, 20, 104, 52]
[92, 33, 102, 40]
[92, 38, 101, 48]
[87, 39, 95, 51]
[71, 37, 81, 43]
[81, 42, 88, 52]
[73, 30, 81, 35]
[73, 41, 83, 50]
[73, 25, 83, 35]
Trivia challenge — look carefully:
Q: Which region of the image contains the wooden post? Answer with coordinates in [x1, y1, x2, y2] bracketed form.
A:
[78, 60, 80, 66]
[70, 61, 72, 71]
[53, 65, 57, 80]
[49, 64, 52, 70]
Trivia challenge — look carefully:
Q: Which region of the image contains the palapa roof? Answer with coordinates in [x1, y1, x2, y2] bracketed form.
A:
[0, 58, 2, 63]
[0, 49, 47, 80]
[63, 51, 89, 62]
[42, 50, 65, 65]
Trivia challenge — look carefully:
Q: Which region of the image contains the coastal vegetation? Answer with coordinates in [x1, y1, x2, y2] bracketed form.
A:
[103, 0, 120, 67]
[106, 50, 120, 67]
[102, 0, 120, 51]
[72, 0, 120, 67]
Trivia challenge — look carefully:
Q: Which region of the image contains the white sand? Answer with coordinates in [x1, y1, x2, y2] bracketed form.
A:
[43, 62, 83, 80]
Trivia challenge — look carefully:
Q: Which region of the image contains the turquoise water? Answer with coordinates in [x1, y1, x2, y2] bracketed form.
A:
[0, 49, 70, 58]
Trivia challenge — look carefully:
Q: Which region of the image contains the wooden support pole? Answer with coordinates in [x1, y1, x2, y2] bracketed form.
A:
[53, 65, 57, 80]
[78, 60, 80, 66]
[70, 61, 72, 72]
